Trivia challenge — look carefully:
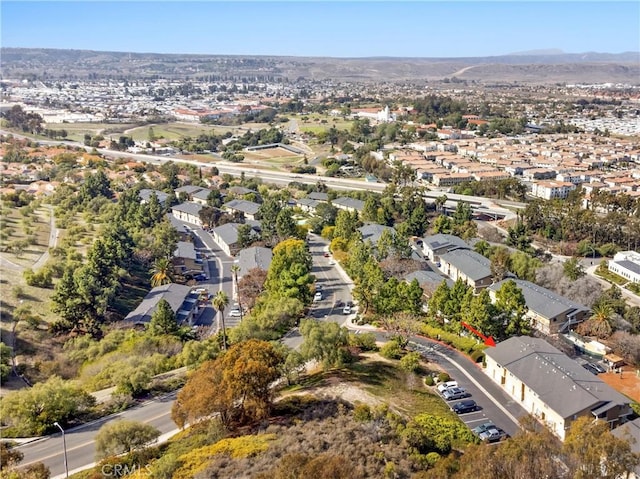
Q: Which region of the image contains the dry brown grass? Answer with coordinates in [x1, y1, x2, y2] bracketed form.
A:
[599, 367, 640, 402]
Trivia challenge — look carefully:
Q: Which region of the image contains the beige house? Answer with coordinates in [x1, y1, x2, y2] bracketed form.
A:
[438, 249, 492, 291]
[488, 279, 590, 334]
[485, 336, 632, 441]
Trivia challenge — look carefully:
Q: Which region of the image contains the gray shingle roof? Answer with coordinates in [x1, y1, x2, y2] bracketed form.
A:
[614, 259, 640, 275]
[488, 279, 590, 320]
[308, 192, 329, 201]
[175, 185, 206, 195]
[212, 222, 242, 246]
[237, 246, 273, 276]
[166, 213, 189, 234]
[223, 198, 261, 216]
[192, 188, 213, 200]
[422, 233, 469, 252]
[486, 336, 630, 419]
[139, 188, 169, 204]
[358, 224, 394, 245]
[296, 198, 320, 209]
[174, 241, 197, 260]
[439, 249, 491, 281]
[612, 417, 640, 475]
[172, 202, 203, 217]
[124, 283, 194, 324]
[404, 270, 453, 287]
[332, 197, 365, 212]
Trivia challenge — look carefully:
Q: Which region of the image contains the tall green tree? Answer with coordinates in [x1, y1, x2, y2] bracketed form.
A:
[299, 320, 350, 370]
[563, 257, 585, 280]
[494, 280, 530, 337]
[148, 299, 179, 336]
[264, 239, 314, 304]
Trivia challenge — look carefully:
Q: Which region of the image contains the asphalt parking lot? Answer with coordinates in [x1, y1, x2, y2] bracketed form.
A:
[408, 340, 524, 439]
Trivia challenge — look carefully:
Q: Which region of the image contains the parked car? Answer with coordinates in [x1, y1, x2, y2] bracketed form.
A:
[442, 387, 471, 401]
[583, 363, 600, 375]
[194, 273, 208, 281]
[472, 421, 495, 436]
[478, 426, 508, 443]
[323, 252, 330, 258]
[229, 305, 242, 317]
[591, 362, 606, 374]
[313, 292, 323, 302]
[436, 380, 458, 393]
[451, 400, 478, 414]
[343, 301, 353, 315]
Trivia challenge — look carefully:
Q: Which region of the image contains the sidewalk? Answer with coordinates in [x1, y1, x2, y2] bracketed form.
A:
[585, 265, 640, 308]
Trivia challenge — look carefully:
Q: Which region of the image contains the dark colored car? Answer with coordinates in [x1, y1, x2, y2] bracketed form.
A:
[194, 273, 208, 281]
[583, 363, 599, 375]
[451, 399, 478, 414]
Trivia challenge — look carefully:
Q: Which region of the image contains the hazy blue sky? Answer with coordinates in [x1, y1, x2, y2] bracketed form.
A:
[2, 1, 639, 58]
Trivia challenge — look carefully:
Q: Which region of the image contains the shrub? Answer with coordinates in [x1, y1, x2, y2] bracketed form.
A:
[348, 332, 377, 351]
[424, 376, 434, 387]
[353, 404, 372, 422]
[380, 340, 402, 360]
[470, 350, 485, 363]
[437, 372, 450, 383]
[23, 268, 53, 288]
[400, 352, 421, 373]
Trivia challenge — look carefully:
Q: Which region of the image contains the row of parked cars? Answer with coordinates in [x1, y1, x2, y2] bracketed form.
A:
[437, 380, 508, 443]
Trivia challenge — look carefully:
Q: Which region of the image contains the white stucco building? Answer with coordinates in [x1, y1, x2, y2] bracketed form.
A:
[608, 250, 640, 284]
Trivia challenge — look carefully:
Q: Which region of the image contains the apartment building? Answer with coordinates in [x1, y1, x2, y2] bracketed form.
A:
[485, 336, 632, 441]
[608, 251, 640, 284]
[530, 181, 577, 200]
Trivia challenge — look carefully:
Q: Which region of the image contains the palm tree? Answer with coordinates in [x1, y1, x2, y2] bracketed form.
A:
[150, 257, 174, 287]
[578, 303, 614, 339]
[213, 290, 230, 350]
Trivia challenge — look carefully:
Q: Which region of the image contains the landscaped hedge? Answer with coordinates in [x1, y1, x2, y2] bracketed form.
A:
[420, 323, 486, 356]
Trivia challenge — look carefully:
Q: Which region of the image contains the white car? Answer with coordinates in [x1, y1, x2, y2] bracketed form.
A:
[229, 305, 242, 317]
[313, 292, 323, 302]
[436, 380, 458, 393]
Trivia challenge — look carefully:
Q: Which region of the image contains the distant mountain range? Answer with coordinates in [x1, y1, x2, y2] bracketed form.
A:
[1, 47, 639, 84]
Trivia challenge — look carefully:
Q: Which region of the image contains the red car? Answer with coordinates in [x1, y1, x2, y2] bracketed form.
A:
[323, 252, 330, 257]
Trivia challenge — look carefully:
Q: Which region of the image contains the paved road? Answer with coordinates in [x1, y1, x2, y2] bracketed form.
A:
[17, 393, 178, 478]
[282, 233, 354, 351]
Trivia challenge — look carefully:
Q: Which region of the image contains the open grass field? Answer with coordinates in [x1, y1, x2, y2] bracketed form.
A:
[0, 205, 51, 268]
[42, 122, 137, 142]
[285, 113, 354, 134]
[126, 122, 229, 142]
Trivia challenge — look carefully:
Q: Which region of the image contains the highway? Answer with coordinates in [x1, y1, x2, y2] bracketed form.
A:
[0, 129, 515, 220]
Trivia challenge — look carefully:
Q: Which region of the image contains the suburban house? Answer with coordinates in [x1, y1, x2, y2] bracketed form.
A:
[308, 192, 329, 202]
[139, 188, 169, 205]
[404, 270, 453, 303]
[296, 197, 320, 213]
[332, 197, 365, 213]
[608, 250, 640, 284]
[421, 234, 470, 262]
[166, 213, 191, 241]
[211, 222, 257, 256]
[175, 185, 207, 199]
[124, 283, 201, 326]
[612, 417, 640, 479]
[358, 224, 395, 247]
[485, 336, 632, 441]
[172, 241, 202, 275]
[191, 188, 213, 206]
[438, 249, 492, 291]
[171, 202, 203, 227]
[223, 199, 261, 221]
[488, 279, 591, 334]
[236, 246, 273, 278]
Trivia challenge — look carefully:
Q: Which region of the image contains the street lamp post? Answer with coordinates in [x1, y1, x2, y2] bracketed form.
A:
[53, 422, 69, 478]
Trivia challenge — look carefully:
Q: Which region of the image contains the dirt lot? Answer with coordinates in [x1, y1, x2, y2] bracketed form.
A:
[599, 367, 640, 402]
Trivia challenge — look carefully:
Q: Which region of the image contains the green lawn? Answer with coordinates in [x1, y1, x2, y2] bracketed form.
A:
[595, 269, 628, 286]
